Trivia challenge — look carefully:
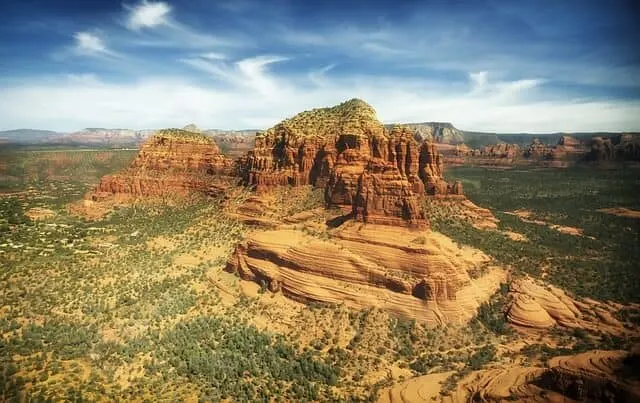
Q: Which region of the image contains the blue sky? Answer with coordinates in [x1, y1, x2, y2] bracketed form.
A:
[1, 0, 639, 132]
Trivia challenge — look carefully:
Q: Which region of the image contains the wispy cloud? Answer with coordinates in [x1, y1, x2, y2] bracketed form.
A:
[469, 71, 488, 91]
[309, 63, 337, 87]
[182, 55, 289, 95]
[2, 71, 638, 133]
[121, 0, 243, 49]
[201, 52, 227, 61]
[3, 0, 638, 132]
[65, 31, 126, 61]
[125, 1, 171, 30]
[74, 32, 107, 53]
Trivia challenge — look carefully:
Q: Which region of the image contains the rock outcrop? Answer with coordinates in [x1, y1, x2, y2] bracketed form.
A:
[524, 136, 586, 163]
[238, 99, 462, 227]
[381, 350, 640, 403]
[506, 277, 630, 335]
[226, 222, 505, 326]
[586, 134, 640, 162]
[478, 143, 520, 159]
[91, 128, 233, 199]
[385, 122, 466, 144]
[207, 131, 256, 159]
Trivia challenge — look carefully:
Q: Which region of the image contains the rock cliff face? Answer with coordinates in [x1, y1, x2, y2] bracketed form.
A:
[586, 134, 640, 162]
[206, 130, 257, 159]
[238, 99, 461, 227]
[226, 222, 505, 326]
[387, 122, 465, 144]
[478, 143, 520, 159]
[524, 136, 586, 162]
[91, 128, 233, 199]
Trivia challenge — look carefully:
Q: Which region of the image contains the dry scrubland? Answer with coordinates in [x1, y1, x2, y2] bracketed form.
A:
[1, 148, 639, 401]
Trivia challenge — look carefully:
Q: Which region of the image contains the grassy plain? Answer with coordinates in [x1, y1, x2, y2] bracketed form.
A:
[440, 166, 640, 303]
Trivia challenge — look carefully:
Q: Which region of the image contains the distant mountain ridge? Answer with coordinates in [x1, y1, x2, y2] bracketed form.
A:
[0, 129, 62, 143]
[0, 127, 258, 147]
[2, 124, 636, 150]
[385, 122, 465, 144]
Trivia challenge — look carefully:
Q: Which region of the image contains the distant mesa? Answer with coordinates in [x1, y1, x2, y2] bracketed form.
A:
[89, 127, 233, 200]
[386, 122, 466, 145]
[586, 134, 640, 162]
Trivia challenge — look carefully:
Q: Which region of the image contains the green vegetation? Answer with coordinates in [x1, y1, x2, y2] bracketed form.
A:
[2, 147, 638, 400]
[475, 283, 511, 335]
[153, 128, 214, 144]
[259, 98, 380, 140]
[0, 148, 137, 192]
[0, 148, 352, 401]
[438, 166, 640, 303]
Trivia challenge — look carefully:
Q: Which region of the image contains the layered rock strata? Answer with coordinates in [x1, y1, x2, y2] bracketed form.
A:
[506, 277, 630, 335]
[226, 222, 505, 326]
[238, 99, 462, 227]
[91, 128, 233, 199]
[381, 350, 640, 403]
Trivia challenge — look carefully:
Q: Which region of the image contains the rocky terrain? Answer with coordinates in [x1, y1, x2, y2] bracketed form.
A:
[440, 135, 589, 168]
[238, 99, 462, 227]
[586, 134, 640, 162]
[208, 100, 515, 329]
[226, 219, 504, 326]
[89, 127, 233, 200]
[382, 349, 640, 402]
[205, 129, 257, 158]
[51, 128, 156, 146]
[385, 122, 465, 144]
[5, 98, 638, 402]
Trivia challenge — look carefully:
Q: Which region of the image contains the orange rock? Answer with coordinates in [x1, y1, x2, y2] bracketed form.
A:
[238, 99, 463, 227]
[91, 128, 233, 199]
[226, 223, 505, 326]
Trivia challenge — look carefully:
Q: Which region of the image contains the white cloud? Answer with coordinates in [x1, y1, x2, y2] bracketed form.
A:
[236, 56, 289, 94]
[125, 1, 171, 30]
[309, 64, 337, 86]
[1, 72, 639, 133]
[201, 52, 227, 60]
[74, 32, 107, 54]
[66, 73, 101, 85]
[469, 71, 488, 90]
[181, 55, 289, 95]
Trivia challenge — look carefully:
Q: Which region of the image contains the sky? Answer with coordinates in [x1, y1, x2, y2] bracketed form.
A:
[0, 0, 639, 133]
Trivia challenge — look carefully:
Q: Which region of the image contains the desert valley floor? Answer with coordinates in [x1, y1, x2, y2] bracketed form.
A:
[1, 144, 639, 402]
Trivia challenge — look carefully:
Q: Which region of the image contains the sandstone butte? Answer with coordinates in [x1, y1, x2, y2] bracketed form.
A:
[90, 128, 233, 199]
[222, 99, 511, 327]
[236, 98, 463, 228]
[226, 222, 506, 326]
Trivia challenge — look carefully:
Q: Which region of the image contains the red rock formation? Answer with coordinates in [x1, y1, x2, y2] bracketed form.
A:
[524, 138, 550, 159]
[524, 137, 585, 161]
[238, 99, 462, 227]
[479, 143, 520, 159]
[353, 158, 427, 227]
[586, 134, 640, 162]
[91, 129, 233, 199]
[226, 223, 506, 326]
[419, 142, 463, 195]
